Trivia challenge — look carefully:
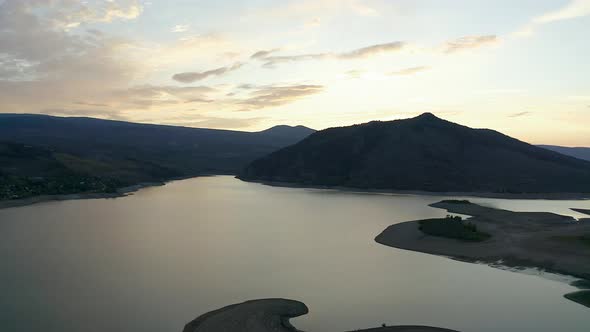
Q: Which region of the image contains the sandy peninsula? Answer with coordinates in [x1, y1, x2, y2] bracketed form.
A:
[375, 201, 590, 280]
[182, 299, 459, 332]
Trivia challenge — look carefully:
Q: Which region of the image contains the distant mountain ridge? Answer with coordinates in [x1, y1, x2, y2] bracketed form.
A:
[0, 114, 314, 200]
[239, 113, 590, 194]
[537, 145, 590, 162]
[258, 125, 316, 138]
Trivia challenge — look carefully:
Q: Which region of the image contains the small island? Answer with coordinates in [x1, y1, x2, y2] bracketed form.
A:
[375, 200, 590, 307]
[182, 299, 460, 332]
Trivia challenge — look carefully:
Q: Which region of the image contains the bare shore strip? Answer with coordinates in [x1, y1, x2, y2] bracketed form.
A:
[240, 178, 590, 200]
[182, 299, 459, 332]
[0, 174, 223, 210]
[375, 201, 590, 280]
[4, 176, 590, 211]
[0, 182, 165, 210]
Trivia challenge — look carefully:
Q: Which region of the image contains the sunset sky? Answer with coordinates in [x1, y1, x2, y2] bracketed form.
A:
[1, 0, 589, 145]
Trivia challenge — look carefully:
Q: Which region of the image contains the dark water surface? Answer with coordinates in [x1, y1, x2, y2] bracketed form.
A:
[1, 176, 589, 332]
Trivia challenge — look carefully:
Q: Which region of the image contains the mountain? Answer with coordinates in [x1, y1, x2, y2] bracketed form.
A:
[258, 125, 316, 138]
[538, 145, 590, 162]
[239, 113, 590, 193]
[0, 114, 314, 199]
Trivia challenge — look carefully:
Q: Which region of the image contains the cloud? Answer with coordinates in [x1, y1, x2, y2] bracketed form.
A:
[170, 116, 266, 129]
[113, 85, 217, 107]
[340, 41, 406, 59]
[508, 111, 531, 118]
[250, 49, 280, 59]
[388, 66, 431, 76]
[171, 24, 190, 33]
[533, 0, 590, 23]
[49, 0, 143, 29]
[236, 84, 324, 110]
[227, 84, 324, 111]
[515, 0, 590, 37]
[172, 63, 244, 83]
[0, 0, 146, 115]
[442, 35, 498, 53]
[252, 41, 407, 67]
[40, 108, 128, 121]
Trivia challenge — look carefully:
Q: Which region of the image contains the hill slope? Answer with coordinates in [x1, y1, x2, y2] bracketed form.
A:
[239, 113, 590, 193]
[538, 145, 590, 162]
[0, 114, 314, 199]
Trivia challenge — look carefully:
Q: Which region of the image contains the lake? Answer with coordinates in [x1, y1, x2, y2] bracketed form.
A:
[1, 176, 589, 332]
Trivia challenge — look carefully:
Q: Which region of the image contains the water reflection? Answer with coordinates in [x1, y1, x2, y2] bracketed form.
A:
[0, 176, 588, 332]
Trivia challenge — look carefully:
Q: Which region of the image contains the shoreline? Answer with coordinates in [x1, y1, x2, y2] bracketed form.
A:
[238, 177, 590, 200]
[0, 175, 209, 211]
[4, 175, 589, 211]
[182, 299, 460, 332]
[375, 201, 590, 284]
[0, 182, 163, 210]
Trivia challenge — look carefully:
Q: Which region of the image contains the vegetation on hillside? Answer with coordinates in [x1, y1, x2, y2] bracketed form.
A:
[0, 115, 314, 201]
[240, 113, 590, 193]
[0, 175, 123, 200]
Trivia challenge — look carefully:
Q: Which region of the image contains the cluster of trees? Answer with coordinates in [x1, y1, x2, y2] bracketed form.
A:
[418, 216, 490, 242]
[0, 175, 123, 200]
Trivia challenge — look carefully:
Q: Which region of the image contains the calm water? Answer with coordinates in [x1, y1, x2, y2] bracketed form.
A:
[1, 176, 589, 332]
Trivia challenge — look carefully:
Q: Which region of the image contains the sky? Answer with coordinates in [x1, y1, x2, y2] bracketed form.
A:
[0, 0, 589, 146]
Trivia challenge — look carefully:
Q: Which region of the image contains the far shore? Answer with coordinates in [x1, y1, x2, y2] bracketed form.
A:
[0, 174, 219, 211]
[0, 182, 165, 211]
[5, 174, 590, 211]
[238, 177, 590, 200]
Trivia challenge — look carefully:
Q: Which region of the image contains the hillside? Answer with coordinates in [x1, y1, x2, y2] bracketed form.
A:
[239, 113, 590, 193]
[0, 114, 314, 200]
[538, 145, 590, 162]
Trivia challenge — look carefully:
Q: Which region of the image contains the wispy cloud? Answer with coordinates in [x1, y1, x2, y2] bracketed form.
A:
[250, 49, 281, 59]
[388, 66, 431, 76]
[114, 85, 217, 107]
[170, 116, 266, 129]
[534, 0, 590, 23]
[252, 41, 407, 67]
[172, 63, 244, 83]
[442, 35, 498, 53]
[508, 111, 531, 118]
[515, 0, 590, 37]
[41, 108, 128, 121]
[171, 24, 190, 33]
[236, 84, 324, 111]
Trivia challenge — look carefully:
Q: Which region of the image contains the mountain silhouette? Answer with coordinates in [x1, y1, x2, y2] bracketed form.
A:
[0, 114, 314, 199]
[239, 113, 590, 193]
